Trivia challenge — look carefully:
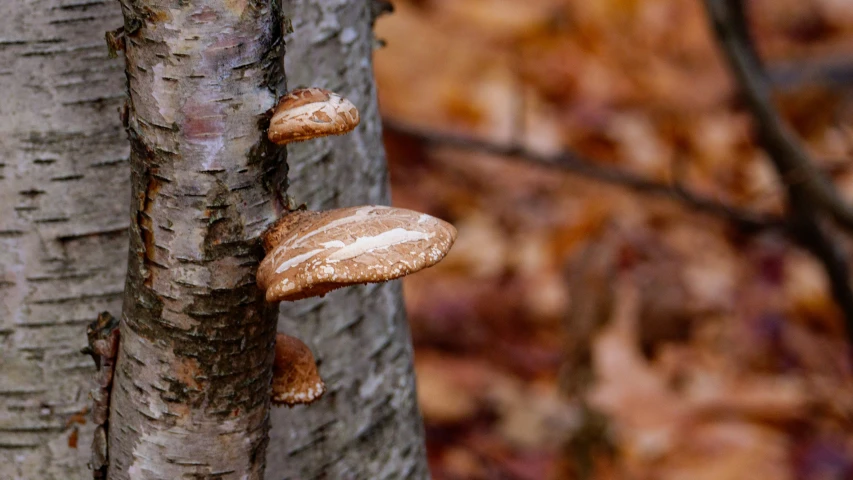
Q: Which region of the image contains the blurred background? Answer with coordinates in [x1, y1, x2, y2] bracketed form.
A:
[371, 1, 853, 479]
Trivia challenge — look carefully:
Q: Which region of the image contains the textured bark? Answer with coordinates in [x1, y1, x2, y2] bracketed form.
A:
[0, 0, 425, 478]
[106, 0, 286, 478]
[0, 1, 128, 478]
[265, 1, 429, 478]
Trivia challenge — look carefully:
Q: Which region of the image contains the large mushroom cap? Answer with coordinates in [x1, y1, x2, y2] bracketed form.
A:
[268, 88, 360, 145]
[257, 206, 457, 302]
[272, 333, 325, 407]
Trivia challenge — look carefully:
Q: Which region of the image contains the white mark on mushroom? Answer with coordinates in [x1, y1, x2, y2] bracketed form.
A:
[288, 206, 387, 248]
[274, 248, 325, 274]
[272, 101, 346, 126]
[320, 240, 346, 249]
[327, 228, 431, 262]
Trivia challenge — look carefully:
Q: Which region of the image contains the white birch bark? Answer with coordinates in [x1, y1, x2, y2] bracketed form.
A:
[105, 0, 286, 478]
[265, 1, 429, 479]
[0, 0, 426, 478]
[0, 1, 128, 478]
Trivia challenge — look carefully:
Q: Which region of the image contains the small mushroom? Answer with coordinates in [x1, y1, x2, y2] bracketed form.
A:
[268, 88, 360, 145]
[257, 205, 457, 302]
[272, 333, 325, 407]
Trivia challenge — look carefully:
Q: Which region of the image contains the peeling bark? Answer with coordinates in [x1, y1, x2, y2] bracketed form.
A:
[106, 0, 286, 478]
[0, 1, 128, 478]
[83, 311, 120, 479]
[266, 1, 429, 478]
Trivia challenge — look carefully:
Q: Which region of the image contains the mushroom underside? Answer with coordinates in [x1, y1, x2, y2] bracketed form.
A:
[268, 276, 403, 302]
[270, 128, 355, 144]
[271, 378, 325, 406]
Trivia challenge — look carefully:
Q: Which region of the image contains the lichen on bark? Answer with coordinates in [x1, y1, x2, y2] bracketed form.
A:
[107, 0, 287, 478]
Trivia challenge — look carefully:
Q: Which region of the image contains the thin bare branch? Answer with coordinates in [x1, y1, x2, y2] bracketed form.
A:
[789, 200, 853, 334]
[383, 118, 784, 232]
[704, 0, 853, 233]
[704, 0, 853, 345]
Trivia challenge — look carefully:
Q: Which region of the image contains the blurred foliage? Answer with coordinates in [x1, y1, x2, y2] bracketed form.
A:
[374, 0, 853, 478]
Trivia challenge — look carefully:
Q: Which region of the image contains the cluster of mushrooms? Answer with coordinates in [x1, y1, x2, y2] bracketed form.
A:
[263, 88, 457, 406]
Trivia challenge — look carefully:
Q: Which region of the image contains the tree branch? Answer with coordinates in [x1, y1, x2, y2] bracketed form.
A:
[789, 198, 853, 329]
[704, 0, 853, 345]
[704, 0, 853, 233]
[383, 118, 784, 232]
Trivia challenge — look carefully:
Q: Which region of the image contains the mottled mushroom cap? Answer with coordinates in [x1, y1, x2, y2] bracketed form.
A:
[257, 206, 457, 302]
[272, 333, 325, 407]
[268, 88, 360, 145]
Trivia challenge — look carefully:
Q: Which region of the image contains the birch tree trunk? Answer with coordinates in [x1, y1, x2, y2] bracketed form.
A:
[105, 0, 286, 478]
[265, 1, 429, 478]
[0, 1, 128, 478]
[0, 0, 426, 478]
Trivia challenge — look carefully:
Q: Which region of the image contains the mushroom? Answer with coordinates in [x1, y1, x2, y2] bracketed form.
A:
[257, 205, 457, 302]
[268, 88, 360, 145]
[272, 332, 325, 407]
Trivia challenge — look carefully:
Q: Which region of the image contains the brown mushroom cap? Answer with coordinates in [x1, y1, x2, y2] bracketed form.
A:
[257, 206, 457, 302]
[268, 88, 360, 145]
[272, 333, 325, 407]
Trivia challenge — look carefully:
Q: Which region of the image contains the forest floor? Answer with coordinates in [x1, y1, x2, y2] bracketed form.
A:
[375, 1, 853, 479]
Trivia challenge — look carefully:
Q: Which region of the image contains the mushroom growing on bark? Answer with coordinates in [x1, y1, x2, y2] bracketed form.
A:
[268, 87, 360, 145]
[257, 205, 457, 302]
[272, 332, 325, 406]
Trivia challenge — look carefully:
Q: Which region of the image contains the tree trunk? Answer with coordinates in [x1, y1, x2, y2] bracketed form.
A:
[105, 0, 286, 478]
[0, 0, 426, 478]
[265, 1, 429, 479]
[0, 1, 128, 478]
